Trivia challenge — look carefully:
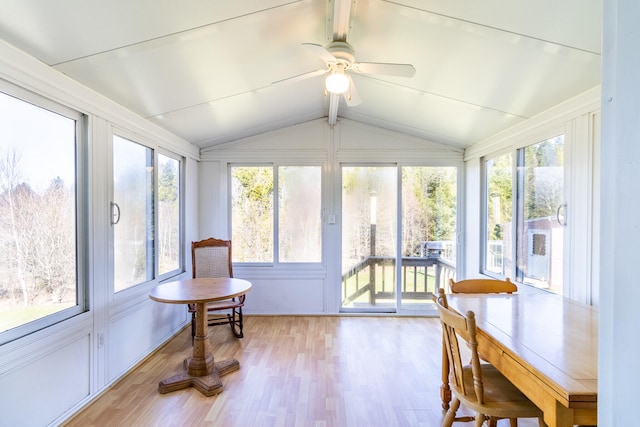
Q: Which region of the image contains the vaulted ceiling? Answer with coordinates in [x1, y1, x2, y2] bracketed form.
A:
[0, 0, 601, 150]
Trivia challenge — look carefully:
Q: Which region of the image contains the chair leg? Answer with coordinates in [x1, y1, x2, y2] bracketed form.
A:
[191, 310, 196, 345]
[509, 418, 518, 427]
[230, 306, 244, 338]
[442, 398, 460, 427]
[475, 413, 486, 427]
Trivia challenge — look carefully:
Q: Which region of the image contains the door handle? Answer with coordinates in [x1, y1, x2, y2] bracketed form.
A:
[556, 203, 567, 227]
[110, 201, 121, 226]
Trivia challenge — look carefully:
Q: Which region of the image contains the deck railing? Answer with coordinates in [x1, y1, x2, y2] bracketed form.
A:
[341, 255, 457, 307]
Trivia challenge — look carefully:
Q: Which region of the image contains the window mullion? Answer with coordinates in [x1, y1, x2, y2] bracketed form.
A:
[274, 165, 279, 264]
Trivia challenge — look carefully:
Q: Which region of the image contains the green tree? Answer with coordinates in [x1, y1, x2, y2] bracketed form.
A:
[158, 157, 179, 273]
[523, 137, 564, 220]
[402, 167, 457, 257]
[158, 160, 177, 202]
[487, 154, 512, 241]
[231, 166, 274, 262]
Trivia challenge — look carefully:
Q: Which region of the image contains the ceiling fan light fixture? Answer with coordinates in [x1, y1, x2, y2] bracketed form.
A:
[325, 71, 349, 94]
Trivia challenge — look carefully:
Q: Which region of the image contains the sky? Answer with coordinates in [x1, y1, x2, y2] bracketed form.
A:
[0, 91, 76, 192]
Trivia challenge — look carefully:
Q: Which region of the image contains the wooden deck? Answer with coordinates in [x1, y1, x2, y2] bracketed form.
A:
[63, 316, 541, 426]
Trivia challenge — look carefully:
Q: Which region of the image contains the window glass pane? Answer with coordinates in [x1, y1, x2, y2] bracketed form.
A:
[401, 167, 457, 308]
[278, 166, 321, 262]
[402, 167, 457, 260]
[158, 154, 180, 275]
[484, 153, 513, 275]
[517, 136, 564, 293]
[113, 136, 154, 292]
[231, 166, 273, 262]
[0, 91, 78, 334]
[341, 166, 397, 310]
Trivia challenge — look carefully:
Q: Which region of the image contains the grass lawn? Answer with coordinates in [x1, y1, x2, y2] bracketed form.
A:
[0, 302, 73, 332]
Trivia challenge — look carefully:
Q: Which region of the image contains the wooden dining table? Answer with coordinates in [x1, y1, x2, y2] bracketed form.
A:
[442, 292, 597, 427]
[149, 277, 251, 396]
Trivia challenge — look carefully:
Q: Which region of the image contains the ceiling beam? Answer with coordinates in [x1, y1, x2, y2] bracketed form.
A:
[327, 0, 354, 125]
[328, 93, 340, 125]
[333, 0, 354, 42]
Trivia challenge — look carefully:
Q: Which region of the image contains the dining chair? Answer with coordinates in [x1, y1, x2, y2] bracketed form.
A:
[449, 277, 517, 294]
[448, 277, 517, 363]
[188, 237, 245, 342]
[435, 288, 547, 427]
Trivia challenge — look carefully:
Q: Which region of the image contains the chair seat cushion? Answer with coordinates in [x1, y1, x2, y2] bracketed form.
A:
[206, 299, 243, 311]
[188, 299, 243, 313]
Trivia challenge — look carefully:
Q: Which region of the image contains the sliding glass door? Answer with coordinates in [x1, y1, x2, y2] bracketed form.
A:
[341, 165, 458, 312]
[341, 166, 397, 311]
[516, 136, 565, 293]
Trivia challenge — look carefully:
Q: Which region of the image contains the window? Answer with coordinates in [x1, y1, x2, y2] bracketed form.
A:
[483, 152, 513, 276]
[230, 165, 322, 263]
[231, 166, 273, 262]
[402, 166, 458, 264]
[112, 139, 184, 291]
[278, 166, 322, 262]
[157, 153, 182, 277]
[482, 136, 565, 294]
[112, 135, 154, 292]
[0, 84, 85, 344]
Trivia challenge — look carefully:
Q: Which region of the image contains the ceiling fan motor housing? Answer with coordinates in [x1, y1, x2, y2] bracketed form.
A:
[327, 41, 355, 66]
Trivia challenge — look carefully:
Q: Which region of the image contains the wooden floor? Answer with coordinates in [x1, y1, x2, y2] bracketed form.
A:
[63, 316, 540, 427]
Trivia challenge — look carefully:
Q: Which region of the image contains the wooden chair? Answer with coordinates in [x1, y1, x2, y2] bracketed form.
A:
[188, 238, 245, 342]
[449, 277, 517, 294]
[435, 288, 547, 427]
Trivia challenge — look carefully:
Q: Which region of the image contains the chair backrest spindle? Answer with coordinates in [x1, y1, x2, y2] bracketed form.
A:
[435, 288, 485, 404]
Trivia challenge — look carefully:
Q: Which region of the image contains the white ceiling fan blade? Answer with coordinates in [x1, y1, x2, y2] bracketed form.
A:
[302, 43, 337, 62]
[352, 62, 416, 77]
[343, 73, 361, 106]
[271, 69, 327, 86]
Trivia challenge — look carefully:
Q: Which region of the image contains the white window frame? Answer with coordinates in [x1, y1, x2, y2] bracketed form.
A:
[480, 148, 514, 280]
[480, 129, 568, 289]
[228, 162, 323, 265]
[0, 80, 87, 345]
[156, 149, 184, 281]
[110, 128, 186, 295]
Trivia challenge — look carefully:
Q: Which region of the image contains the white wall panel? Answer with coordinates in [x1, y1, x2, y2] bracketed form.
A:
[241, 278, 326, 314]
[201, 118, 329, 158]
[600, 1, 640, 424]
[338, 119, 462, 157]
[462, 159, 482, 279]
[0, 335, 90, 426]
[198, 160, 227, 240]
[108, 300, 186, 381]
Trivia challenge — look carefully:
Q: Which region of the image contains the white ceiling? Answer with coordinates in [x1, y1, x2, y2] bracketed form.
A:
[0, 0, 601, 150]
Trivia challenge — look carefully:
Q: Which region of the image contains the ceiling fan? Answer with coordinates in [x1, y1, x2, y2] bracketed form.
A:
[275, 41, 416, 107]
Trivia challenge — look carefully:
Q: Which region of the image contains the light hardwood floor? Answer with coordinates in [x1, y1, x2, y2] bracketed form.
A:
[63, 316, 539, 427]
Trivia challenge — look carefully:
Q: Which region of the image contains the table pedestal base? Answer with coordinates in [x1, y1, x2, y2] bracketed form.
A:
[158, 358, 240, 396]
